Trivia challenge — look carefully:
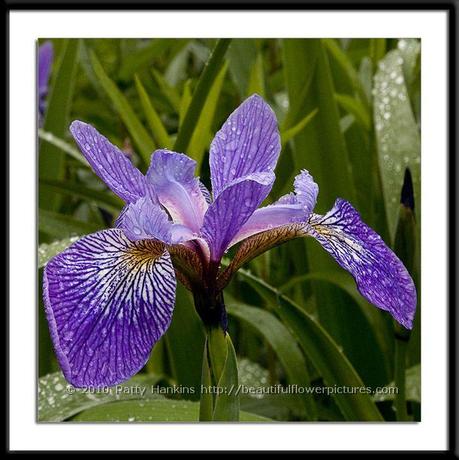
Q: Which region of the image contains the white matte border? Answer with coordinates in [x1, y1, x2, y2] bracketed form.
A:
[9, 10, 448, 452]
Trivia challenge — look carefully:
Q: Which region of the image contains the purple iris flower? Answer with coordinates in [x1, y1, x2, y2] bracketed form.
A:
[38, 41, 53, 123]
[43, 95, 416, 388]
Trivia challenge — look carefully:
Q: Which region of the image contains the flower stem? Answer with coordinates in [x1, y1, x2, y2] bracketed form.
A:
[393, 322, 410, 421]
[199, 325, 239, 421]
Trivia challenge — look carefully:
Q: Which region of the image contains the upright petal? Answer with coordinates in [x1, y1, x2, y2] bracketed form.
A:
[119, 196, 196, 245]
[201, 171, 275, 261]
[146, 150, 208, 232]
[70, 121, 156, 204]
[43, 229, 176, 387]
[308, 199, 417, 329]
[209, 94, 281, 197]
[229, 170, 318, 247]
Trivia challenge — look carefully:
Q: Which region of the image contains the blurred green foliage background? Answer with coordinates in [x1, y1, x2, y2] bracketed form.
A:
[38, 38, 420, 422]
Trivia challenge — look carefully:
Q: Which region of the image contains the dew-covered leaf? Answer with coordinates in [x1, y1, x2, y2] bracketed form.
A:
[39, 210, 101, 239]
[38, 236, 80, 268]
[72, 399, 270, 422]
[38, 372, 164, 422]
[373, 48, 420, 241]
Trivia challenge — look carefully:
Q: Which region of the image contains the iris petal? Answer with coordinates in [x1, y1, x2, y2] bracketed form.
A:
[70, 121, 156, 204]
[201, 171, 275, 261]
[43, 229, 176, 387]
[209, 94, 281, 198]
[146, 150, 208, 232]
[119, 196, 196, 245]
[38, 41, 53, 97]
[308, 199, 417, 329]
[229, 170, 318, 247]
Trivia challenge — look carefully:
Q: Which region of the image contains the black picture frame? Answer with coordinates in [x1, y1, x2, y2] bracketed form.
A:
[4, 0, 457, 455]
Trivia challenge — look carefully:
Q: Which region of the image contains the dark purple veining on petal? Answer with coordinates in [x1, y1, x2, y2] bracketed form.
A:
[201, 171, 275, 261]
[70, 121, 156, 204]
[209, 94, 281, 198]
[308, 199, 416, 329]
[43, 229, 176, 387]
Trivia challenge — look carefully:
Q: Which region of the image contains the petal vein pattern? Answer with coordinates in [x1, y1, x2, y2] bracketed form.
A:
[43, 229, 176, 387]
[308, 199, 416, 328]
[209, 94, 281, 197]
[70, 121, 156, 204]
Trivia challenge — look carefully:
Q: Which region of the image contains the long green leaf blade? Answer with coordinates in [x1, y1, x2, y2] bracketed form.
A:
[236, 269, 384, 421]
[174, 39, 231, 153]
[227, 302, 317, 421]
[90, 51, 156, 163]
[39, 39, 80, 211]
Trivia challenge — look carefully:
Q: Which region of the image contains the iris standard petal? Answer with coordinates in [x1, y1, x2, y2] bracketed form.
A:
[43, 229, 176, 387]
[201, 171, 275, 261]
[146, 150, 208, 232]
[209, 94, 281, 198]
[119, 196, 195, 244]
[70, 121, 156, 204]
[308, 199, 417, 329]
[229, 170, 318, 247]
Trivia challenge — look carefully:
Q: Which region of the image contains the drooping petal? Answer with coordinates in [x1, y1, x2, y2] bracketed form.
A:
[43, 229, 176, 387]
[146, 150, 208, 232]
[119, 196, 195, 245]
[209, 94, 281, 198]
[201, 171, 275, 261]
[229, 170, 318, 247]
[70, 121, 156, 204]
[308, 199, 417, 329]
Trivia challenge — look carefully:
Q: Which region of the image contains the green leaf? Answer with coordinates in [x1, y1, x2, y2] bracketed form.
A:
[279, 270, 393, 376]
[38, 129, 89, 167]
[40, 178, 124, 215]
[179, 79, 192, 127]
[334, 93, 370, 131]
[174, 39, 231, 153]
[73, 399, 270, 422]
[38, 236, 80, 268]
[283, 40, 371, 383]
[373, 49, 421, 241]
[38, 372, 164, 422]
[323, 38, 370, 110]
[373, 364, 420, 403]
[227, 39, 258, 97]
[39, 210, 101, 239]
[281, 108, 318, 146]
[90, 51, 156, 163]
[118, 39, 188, 82]
[187, 62, 228, 166]
[135, 75, 172, 149]
[199, 337, 213, 421]
[212, 334, 240, 421]
[162, 284, 205, 400]
[151, 68, 182, 113]
[283, 38, 356, 210]
[227, 302, 317, 421]
[39, 39, 80, 211]
[247, 53, 265, 97]
[236, 269, 384, 421]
